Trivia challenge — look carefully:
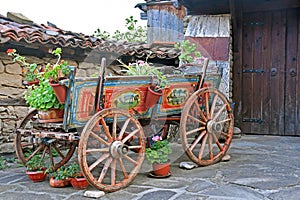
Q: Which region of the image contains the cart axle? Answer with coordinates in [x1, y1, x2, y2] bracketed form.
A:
[16, 129, 80, 141]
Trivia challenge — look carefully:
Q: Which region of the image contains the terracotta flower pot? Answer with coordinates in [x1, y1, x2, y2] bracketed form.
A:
[152, 162, 170, 177]
[50, 82, 67, 104]
[38, 108, 64, 123]
[49, 177, 70, 188]
[145, 86, 163, 108]
[27, 79, 40, 86]
[26, 170, 46, 182]
[70, 177, 89, 190]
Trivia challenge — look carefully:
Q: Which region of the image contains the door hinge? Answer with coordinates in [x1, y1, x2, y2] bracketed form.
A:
[242, 118, 264, 124]
[242, 68, 264, 74]
[243, 22, 264, 26]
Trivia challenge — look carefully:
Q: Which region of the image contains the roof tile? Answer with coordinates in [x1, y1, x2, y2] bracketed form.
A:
[0, 13, 180, 59]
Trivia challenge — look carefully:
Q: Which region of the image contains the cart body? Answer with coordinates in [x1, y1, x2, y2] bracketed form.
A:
[15, 60, 234, 192]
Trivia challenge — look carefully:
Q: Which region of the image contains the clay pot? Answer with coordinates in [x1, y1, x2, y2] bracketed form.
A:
[70, 177, 89, 190]
[152, 161, 170, 176]
[145, 86, 163, 108]
[38, 108, 64, 123]
[50, 82, 66, 104]
[49, 177, 70, 188]
[26, 170, 46, 182]
[27, 80, 40, 86]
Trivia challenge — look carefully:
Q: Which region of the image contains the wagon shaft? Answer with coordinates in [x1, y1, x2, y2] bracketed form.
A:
[16, 128, 80, 142]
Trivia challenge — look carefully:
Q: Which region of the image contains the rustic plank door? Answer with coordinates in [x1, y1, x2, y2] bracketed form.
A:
[241, 8, 300, 136]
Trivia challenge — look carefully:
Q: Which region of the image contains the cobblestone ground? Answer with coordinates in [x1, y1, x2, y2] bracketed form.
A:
[1, 135, 300, 200]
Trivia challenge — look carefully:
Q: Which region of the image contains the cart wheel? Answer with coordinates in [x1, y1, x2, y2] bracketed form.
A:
[14, 109, 77, 169]
[180, 88, 234, 166]
[78, 108, 145, 192]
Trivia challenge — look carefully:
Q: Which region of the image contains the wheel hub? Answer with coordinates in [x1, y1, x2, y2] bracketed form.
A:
[206, 120, 222, 134]
[110, 141, 129, 158]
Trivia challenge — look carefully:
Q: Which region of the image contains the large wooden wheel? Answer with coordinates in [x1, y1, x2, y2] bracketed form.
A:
[180, 88, 234, 166]
[78, 108, 145, 192]
[14, 109, 77, 169]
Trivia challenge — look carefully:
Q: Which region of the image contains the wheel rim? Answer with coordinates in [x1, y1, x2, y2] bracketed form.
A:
[78, 108, 145, 192]
[14, 109, 77, 169]
[180, 88, 234, 166]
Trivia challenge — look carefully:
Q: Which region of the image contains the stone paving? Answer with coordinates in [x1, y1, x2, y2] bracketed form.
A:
[0, 135, 300, 200]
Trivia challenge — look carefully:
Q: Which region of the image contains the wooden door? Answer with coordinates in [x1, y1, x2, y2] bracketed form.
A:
[241, 8, 300, 136]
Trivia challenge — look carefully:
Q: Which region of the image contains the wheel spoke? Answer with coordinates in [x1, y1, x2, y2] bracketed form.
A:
[111, 159, 116, 185]
[187, 114, 206, 126]
[89, 153, 110, 171]
[112, 114, 117, 140]
[186, 126, 206, 136]
[41, 146, 48, 160]
[124, 155, 138, 165]
[213, 104, 227, 121]
[53, 144, 65, 159]
[128, 145, 142, 150]
[190, 130, 206, 150]
[194, 101, 208, 122]
[210, 94, 218, 118]
[212, 132, 223, 151]
[98, 157, 112, 183]
[48, 146, 55, 167]
[122, 128, 140, 143]
[205, 92, 210, 118]
[208, 134, 213, 159]
[117, 158, 129, 179]
[100, 118, 113, 142]
[198, 134, 208, 160]
[217, 118, 232, 124]
[86, 147, 109, 154]
[26, 145, 43, 161]
[118, 118, 131, 140]
[90, 131, 110, 146]
[21, 142, 35, 148]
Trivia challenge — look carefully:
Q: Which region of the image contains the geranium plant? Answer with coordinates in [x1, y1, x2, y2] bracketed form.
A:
[145, 135, 172, 164]
[24, 78, 64, 111]
[118, 59, 168, 92]
[66, 162, 83, 178]
[7, 47, 70, 84]
[6, 48, 42, 82]
[25, 154, 46, 172]
[7, 47, 68, 111]
[46, 165, 69, 180]
[174, 40, 202, 65]
[44, 48, 70, 83]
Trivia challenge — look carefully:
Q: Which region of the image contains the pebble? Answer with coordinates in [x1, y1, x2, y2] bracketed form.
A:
[84, 191, 105, 198]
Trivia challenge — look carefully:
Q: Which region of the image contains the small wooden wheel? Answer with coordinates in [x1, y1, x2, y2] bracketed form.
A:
[180, 88, 234, 166]
[14, 109, 77, 169]
[78, 108, 145, 192]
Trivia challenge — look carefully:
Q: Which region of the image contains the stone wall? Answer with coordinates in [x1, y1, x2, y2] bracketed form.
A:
[0, 52, 100, 154]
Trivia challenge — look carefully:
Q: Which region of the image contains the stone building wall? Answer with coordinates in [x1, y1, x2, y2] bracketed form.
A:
[0, 52, 100, 154]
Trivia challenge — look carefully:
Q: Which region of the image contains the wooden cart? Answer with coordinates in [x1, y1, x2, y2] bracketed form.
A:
[15, 58, 234, 192]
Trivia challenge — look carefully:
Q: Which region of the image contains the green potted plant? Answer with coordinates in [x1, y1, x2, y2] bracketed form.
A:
[46, 165, 70, 188]
[174, 40, 202, 66]
[146, 135, 172, 177]
[6, 49, 42, 85]
[24, 78, 64, 123]
[25, 154, 47, 182]
[67, 162, 89, 190]
[7, 47, 69, 122]
[118, 59, 168, 108]
[44, 48, 70, 103]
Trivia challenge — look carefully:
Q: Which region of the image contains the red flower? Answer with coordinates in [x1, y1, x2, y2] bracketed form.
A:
[6, 48, 15, 54]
